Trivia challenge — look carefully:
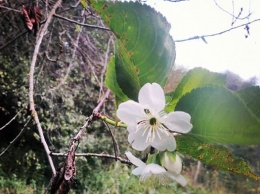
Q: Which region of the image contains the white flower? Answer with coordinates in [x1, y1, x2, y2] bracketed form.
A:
[117, 83, 192, 151]
[125, 151, 187, 186]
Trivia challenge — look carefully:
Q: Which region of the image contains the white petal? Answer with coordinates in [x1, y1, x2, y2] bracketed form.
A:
[161, 111, 192, 133]
[163, 153, 182, 174]
[138, 83, 165, 113]
[116, 101, 147, 125]
[128, 130, 150, 151]
[142, 163, 166, 175]
[125, 151, 146, 167]
[151, 133, 176, 151]
[127, 124, 137, 133]
[132, 167, 143, 175]
[167, 172, 187, 186]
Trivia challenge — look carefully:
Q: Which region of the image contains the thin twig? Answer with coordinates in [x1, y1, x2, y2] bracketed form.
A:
[0, 31, 28, 51]
[99, 35, 114, 101]
[29, 0, 62, 175]
[93, 90, 110, 113]
[54, 14, 110, 31]
[103, 121, 120, 160]
[72, 90, 111, 142]
[0, 117, 32, 157]
[0, 5, 20, 13]
[213, 0, 252, 22]
[49, 11, 85, 92]
[175, 18, 260, 42]
[51, 152, 131, 164]
[0, 107, 25, 130]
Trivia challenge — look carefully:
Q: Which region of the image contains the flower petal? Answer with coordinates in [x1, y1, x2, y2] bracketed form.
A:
[127, 124, 137, 133]
[151, 132, 176, 151]
[162, 153, 182, 174]
[116, 100, 147, 125]
[167, 172, 187, 187]
[132, 167, 143, 175]
[142, 163, 166, 175]
[128, 130, 150, 151]
[161, 111, 192, 133]
[125, 151, 146, 167]
[138, 83, 165, 113]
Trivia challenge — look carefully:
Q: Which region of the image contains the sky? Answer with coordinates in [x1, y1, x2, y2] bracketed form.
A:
[146, 0, 260, 84]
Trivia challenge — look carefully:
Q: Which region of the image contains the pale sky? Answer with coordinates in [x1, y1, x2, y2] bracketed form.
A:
[146, 0, 260, 84]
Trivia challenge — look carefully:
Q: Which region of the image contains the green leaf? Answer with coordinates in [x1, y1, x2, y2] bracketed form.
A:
[115, 42, 141, 101]
[105, 56, 129, 101]
[236, 86, 260, 119]
[175, 86, 260, 144]
[166, 67, 226, 112]
[90, 1, 176, 96]
[176, 136, 260, 181]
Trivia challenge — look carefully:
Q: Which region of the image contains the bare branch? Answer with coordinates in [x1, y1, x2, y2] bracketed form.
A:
[103, 120, 120, 160]
[0, 117, 32, 157]
[213, 0, 252, 24]
[54, 14, 110, 31]
[175, 18, 260, 42]
[49, 11, 85, 92]
[29, 0, 62, 175]
[99, 35, 114, 101]
[0, 107, 24, 130]
[0, 5, 20, 13]
[93, 89, 110, 113]
[51, 152, 131, 164]
[0, 30, 28, 51]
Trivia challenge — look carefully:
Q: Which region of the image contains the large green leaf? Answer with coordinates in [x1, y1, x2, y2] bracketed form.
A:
[115, 42, 140, 101]
[175, 86, 260, 144]
[105, 56, 129, 101]
[166, 67, 226, 112]
[176, 135, 260, 180]
[236, 86, 260, 119]
[90, 1, 176, 99]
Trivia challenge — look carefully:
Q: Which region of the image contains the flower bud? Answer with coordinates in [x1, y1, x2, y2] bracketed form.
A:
[161, 152, 182, 174]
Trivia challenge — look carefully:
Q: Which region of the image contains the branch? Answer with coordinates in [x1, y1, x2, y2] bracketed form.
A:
[175, 18, 260, 42]
[51, 152, 131, 164]
[0, 5, 20, 13]
[0, 107, 24, 130]
[49, 12, 85, 92]
[95, 112, 127, 128]
[103, 120, 120, 160]
[0, 117, 32, 157]
[29, 0, 62, 175]
[0, 30, 28, 51]
[213, 0, 252, 24]
[54, 14, 110, 31]
[99, 35, 114, 101]
[93, 89, 111, 113]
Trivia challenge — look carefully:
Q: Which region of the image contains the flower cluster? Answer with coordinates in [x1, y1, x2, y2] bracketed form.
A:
[116, 83, 193, 186]
[125, 151, 187, 186]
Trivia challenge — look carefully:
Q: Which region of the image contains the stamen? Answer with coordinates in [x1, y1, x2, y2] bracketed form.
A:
[146, 128, 152, 142]
[156, 127, 162, 140]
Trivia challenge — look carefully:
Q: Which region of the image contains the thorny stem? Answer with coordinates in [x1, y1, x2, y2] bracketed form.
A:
[29, 0, 62, 175]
